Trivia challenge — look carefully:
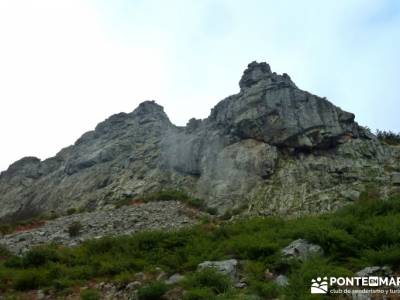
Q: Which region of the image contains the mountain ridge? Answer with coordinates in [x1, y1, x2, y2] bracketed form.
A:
[1, 61, 399, 223]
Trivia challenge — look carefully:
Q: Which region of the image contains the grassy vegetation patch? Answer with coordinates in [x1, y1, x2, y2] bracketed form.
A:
[115, 189, 218, 214]
[1, 196, 400, 299]
[376, 130, 400, 145]
[137, 282, 169, 300]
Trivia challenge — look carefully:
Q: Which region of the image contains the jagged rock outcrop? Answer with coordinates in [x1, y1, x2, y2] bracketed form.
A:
[0, 61, 399, 222]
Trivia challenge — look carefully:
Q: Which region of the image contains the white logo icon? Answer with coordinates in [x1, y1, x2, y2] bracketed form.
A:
[368, 276, 379, 286]
[311, 277, 328, 294]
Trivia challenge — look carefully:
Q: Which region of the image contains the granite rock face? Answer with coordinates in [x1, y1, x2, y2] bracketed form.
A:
[0, 61, 399, 221]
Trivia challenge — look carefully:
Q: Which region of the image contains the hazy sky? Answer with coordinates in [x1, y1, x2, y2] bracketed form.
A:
[0, 0, 399, 172]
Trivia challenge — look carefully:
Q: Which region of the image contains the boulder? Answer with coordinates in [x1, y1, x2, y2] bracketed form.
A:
[197, 259, 238, 279]
[340, 189, 361, 201]
[165, 274, 185, 285]
[356, 266, 392, 277]
[391, 172, 400, 185]
[275, 275, 289, 287]
[282, 239, 324, 261]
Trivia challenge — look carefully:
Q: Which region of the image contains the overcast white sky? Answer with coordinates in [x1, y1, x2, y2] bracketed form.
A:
[0, 0, 399, 172]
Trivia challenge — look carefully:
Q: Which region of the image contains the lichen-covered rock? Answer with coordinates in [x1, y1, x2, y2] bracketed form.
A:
[356, 266, 392, 277]
[197, 259, 238, 279]
[391, 172, 400, 185]
[0, 62, 399, 221]
[217, 61, 359, 149]
[282, 239, 324, 261]
[165, 274, 185, 285]
[275, 275, 289, 287]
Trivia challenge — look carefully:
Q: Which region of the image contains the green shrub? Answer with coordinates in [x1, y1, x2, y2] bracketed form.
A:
[225, 235, 278, 260]
[68, 221, 83, 237]
[0, 245, 12, 260]
[285, 257, 352, 299]
[144, 189, 190, 202]
[359, 185, 381, 202]
[284, 217, 359, 259]
[83, 236, 117, 254]
[220, 210, 233, 220]
[248, 281, 279, 298]
[4, 256, 23, 268]
[376, 130, 400, 145]
[354, 215, 400, 247]
[113, 271, 135, 285]
[97, 260, 127, 276]
[183, 269, 231, 294]
[0, 224, 13, 236]
[206, 207, 218, 215]
[361, 246, 400, 266]
[67, 208, 77, 215]
[65, 265, 95, 280]
[13, 269, 47, 291]
[22, 246, 60, 267]
[185, 197, 206, 209]
[143, 190, 209, 210]
[183, 288, 215, 300]
[137, 282, 169, 300]
[52, 278, 75, 291]
[80, 288, 100, 300]
[242, 261, 265, 281]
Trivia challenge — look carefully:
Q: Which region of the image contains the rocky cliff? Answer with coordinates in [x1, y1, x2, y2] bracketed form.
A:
[1, 61, 399, 222]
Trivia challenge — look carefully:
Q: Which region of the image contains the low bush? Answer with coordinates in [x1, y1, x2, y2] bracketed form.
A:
[68, 221, 83, 237]
[0, 224, 13, 236]
[143, 190, 211, 211]
[114, 189, 213, 212]
[143, 189, 190, 202]
[80, 288, 100, 300]
[205, 207, 218, 215]
[183, 269, 231, 294]
[67, 208, 77, 215]
[13, 269, 47, 291]
[360, 246, 400, 267]
[376, 129, 400, 145]
[0, 245, 12, 260]
[52, 278, 75, 291]
[183, 288, 215, 300]
[249, 280, 279, 298]
[225, 235, 278, 260]
[137, 282, 169, 300]
[22, 246, 60, 268]
[285, 257, 352, 299]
